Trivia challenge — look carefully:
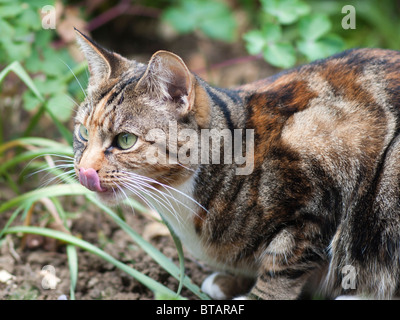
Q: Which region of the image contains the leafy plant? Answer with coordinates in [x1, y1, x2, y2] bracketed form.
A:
[162, 0, 237, 42]
[244, 0, 345, 68]
[0, 0, 85, 122]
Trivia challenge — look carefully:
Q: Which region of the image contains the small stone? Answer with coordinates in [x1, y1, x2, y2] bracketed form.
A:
[0, 269, 16, 284]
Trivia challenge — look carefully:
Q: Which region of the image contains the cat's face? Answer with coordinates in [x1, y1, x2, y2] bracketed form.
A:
[73, 30, 208, 204]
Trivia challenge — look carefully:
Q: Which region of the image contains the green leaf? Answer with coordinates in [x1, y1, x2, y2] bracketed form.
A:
[244, 23, 282, 55]
[29, 0, 55, 9]
[162, 0, 236, 42]
[34, 30, 53, 48]
[18, 7, 41, 30]
[162, 7, 197, 33]
[298, 14, 332, 40]
[262, 23, 282, 43]
[47, 93, 74, 122]
[0, 3, 24, 18]
[22, 91, 41, 111]
[262, 0, 310, 25]
[0, 18, 13, 37]
[199, 12, 236, 42]
[244, 30, 267, 55]
[263, 42, 296, 68]
[34, 78, 68, 96]
[2, 39, 31, 62]
[297, 34, 344, 61]
[42, 48, 68, 77]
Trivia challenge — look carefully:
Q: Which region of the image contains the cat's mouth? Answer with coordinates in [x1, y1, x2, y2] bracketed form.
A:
[77, 167, 123, 205]
[78, 168, 108, 193]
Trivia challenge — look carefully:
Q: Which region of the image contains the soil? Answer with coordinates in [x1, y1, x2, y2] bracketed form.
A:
[0, 8, 276, 300]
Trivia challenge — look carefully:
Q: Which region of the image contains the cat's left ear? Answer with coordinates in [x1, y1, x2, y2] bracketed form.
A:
[75, 28, 129, 88]
[136, 50, 195, 114]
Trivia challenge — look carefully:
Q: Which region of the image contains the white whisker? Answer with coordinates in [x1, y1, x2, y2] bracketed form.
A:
[122, 179, 199, 219]
[120, 180, 181, 223]
[121, 170, 208, 214]
[60, 59, 87, 99]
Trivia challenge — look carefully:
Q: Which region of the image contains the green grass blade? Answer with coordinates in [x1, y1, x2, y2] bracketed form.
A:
[0, 137, 72, 153]
[23, 104, 47, 138]
[0, 184, 91, 214]
[0, 206, 24, 238]
[164, 220, 185, 297]
[0, 61, 44, 101]
[4, 226, 182, 299]
[0, 148, 74, 175]
[66, 245, 78, 300]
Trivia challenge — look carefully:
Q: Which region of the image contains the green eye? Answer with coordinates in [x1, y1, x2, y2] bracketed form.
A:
[78, 124, 89, 141]
[116, 133, 137, 150]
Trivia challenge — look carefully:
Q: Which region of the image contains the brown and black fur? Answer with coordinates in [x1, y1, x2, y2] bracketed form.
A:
[73, 29, 400, 299]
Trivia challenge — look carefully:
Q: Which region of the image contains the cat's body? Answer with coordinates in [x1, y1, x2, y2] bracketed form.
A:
[74, 29, 400, 299]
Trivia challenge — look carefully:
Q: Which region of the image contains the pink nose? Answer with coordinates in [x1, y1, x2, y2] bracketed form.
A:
[79, 168, 107, 192]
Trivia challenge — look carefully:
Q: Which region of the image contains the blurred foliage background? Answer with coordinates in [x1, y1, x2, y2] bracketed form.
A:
[1, 0, 400, 141]
[1, 0, 400, 300]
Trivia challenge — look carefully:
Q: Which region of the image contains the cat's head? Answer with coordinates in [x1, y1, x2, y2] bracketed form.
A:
[73, 29, 210, 204]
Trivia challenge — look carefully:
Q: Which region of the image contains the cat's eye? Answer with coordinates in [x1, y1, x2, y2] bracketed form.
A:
[116, 133, 137, 150]
[78, 124, 89, 141]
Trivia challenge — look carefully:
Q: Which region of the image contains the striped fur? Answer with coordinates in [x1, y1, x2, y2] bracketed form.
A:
[74, 30, 400, 299]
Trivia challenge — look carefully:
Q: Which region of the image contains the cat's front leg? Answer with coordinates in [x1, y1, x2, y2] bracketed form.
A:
[204, 268, 311, 300]
[238, 251, 323, 300]
[239, 268, 311, 300]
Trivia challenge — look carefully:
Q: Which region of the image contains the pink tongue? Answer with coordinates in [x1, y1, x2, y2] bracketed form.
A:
[79, 168, 107, 192]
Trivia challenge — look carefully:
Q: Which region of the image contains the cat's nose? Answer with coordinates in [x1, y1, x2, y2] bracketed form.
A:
[79, 168, 107, 192]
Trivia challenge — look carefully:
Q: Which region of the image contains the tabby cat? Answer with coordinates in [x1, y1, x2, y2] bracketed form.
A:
[73, 28, 400, 299]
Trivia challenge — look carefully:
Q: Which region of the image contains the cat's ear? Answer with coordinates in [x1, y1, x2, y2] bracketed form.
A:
[136, 50, 194, 114]
[75, 28, 128, 86]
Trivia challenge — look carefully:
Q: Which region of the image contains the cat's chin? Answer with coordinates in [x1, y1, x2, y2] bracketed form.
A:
[94, 189, 122, 206]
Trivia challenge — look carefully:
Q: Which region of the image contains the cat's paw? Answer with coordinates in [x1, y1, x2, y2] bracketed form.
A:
[201, 272, 229, 300]
[201, 272, 255, 300]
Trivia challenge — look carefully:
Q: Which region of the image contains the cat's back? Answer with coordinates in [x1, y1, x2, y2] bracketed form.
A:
[241, 48, 400, 170]
[241, 48, 400, 97]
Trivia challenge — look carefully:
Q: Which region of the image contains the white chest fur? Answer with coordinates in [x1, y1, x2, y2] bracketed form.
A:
[151, 173, 209, 262]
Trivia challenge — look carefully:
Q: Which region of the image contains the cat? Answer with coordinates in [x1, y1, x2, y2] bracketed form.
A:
[73, 28, 400, 300]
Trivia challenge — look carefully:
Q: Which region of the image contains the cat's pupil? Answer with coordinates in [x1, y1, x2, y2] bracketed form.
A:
[116, 132, 137, 150]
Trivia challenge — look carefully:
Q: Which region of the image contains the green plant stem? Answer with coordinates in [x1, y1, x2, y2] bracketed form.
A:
[66, 244, 78, 300]
[23, 103, 46, 138]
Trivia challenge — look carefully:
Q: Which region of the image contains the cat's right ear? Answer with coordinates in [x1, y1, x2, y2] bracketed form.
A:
[75, 28, 127, 88]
